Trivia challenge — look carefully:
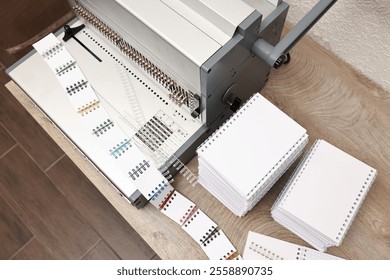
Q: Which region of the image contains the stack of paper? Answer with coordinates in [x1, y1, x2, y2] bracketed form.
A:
[243, 231, 342, 260]
[272, 139, 377, 251]
[197, 93, 308, 217]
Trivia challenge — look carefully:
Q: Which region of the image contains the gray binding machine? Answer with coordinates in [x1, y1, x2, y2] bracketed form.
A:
[7, 0, 337, 207]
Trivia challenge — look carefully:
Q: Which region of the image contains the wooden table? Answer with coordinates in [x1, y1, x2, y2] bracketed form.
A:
[6, 32, 390, 260]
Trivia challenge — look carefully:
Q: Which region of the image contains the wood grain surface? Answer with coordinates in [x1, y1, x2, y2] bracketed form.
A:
[0, 146, 100, 259]
[11, 238, 57, 260]
[46, 155, 156, 260]
[5, 32, 390, 260]
[0, 193, 33, 259]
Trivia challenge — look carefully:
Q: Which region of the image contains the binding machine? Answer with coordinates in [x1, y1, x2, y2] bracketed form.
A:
[7, 0, 337, 207]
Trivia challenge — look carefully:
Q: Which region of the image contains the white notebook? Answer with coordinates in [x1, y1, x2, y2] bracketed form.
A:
[272, 139, 377, 251]
[243, 231, 343, 260]
[197, 93, 308, 216]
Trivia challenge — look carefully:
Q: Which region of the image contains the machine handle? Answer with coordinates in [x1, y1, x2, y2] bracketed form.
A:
[252, 0, 337, 68]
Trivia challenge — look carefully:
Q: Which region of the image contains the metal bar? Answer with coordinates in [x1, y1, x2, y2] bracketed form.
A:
[252, 0, 337, 68]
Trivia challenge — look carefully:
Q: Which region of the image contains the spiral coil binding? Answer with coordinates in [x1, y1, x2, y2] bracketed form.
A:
[55, 60, 76, 76]
[135, 116, 173, 152]
[109, 138, 132, 159]
[77, 99, 100, 116]
[66, 79, 88, 95]
[92, 119, 114, 137]
[42, 42, 63, 59]
[249, 242, 283, 260]
[73, 1, 199, 112]
[128, 160, 151, 180]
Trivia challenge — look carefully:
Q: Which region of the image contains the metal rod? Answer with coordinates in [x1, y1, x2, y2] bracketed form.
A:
[252, 0, 337, 68]
[63, 25, 102, 62]
[72, 35, 102, 62]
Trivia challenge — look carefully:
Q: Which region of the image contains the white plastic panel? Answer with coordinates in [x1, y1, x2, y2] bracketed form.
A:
[115, 0, 221, 66]
[162, 0, 254, 45]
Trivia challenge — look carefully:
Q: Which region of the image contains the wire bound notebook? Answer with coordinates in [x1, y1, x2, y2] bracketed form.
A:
[272, 139, 377, 252]
[243, 231, 343, 260]
[197, 93, 308, 217]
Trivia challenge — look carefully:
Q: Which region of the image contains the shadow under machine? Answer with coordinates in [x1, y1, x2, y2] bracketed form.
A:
[7, 0, 336, 207]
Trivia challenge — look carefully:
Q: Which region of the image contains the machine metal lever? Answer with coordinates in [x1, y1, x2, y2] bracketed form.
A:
[252, 0, 337, 68]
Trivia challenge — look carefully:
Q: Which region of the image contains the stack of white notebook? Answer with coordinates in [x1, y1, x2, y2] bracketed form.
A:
[197, 93, 308, 217]
[243, 231, 343, 260]
[272, 139, 377, 251]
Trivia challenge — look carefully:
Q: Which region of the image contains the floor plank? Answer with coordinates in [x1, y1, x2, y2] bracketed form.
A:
[0, 122, 16, 157]
[0, 0, 70, 70]
[0, 146, 100, 259]
[46, 155, 156, 260]
[150, 254, 161, 260]
[0, 69, 10, 84]
[11, 237, 58, 260]
[0, 72, 64, 170]
[82, 240, 120, 260]
[0, 192, 33, 259]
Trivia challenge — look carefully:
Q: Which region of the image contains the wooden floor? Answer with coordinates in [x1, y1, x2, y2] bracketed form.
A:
[0, 68, 159, 259]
